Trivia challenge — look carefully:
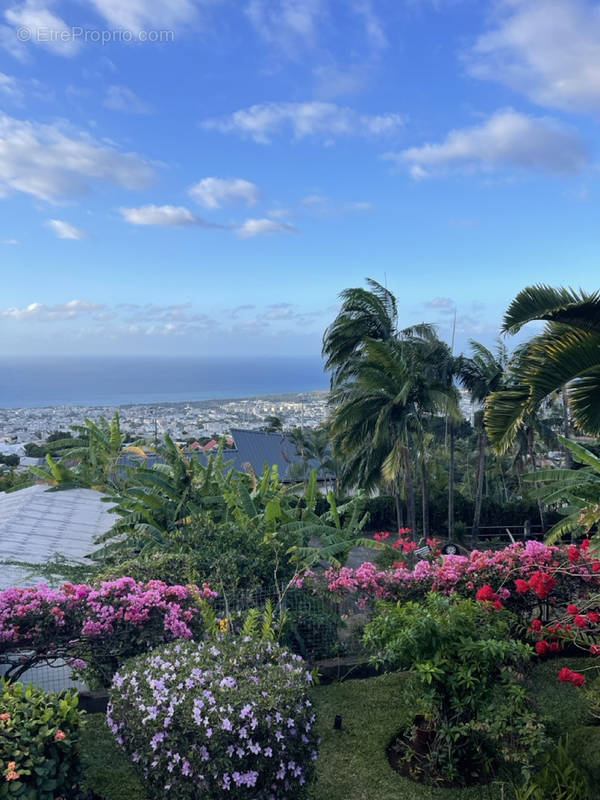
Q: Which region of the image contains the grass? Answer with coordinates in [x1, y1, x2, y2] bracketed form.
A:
[524, 655, 600, 739]
[80, 714, 146, 800]
[307, 672, 503, 800]
[79, 657, 600, 800]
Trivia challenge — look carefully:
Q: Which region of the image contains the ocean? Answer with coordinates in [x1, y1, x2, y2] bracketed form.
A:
[0, 356, 329, 409]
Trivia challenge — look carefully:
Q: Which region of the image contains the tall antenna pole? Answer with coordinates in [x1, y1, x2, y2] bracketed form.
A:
[450, 306, 457, 354]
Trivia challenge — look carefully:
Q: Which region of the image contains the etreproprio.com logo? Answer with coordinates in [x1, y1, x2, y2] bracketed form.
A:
[16, 26, 175, 44]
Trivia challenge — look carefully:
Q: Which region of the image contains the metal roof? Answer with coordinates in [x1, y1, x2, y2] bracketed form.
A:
[0, 485, 114, 590]
[222, 429, 328, 481]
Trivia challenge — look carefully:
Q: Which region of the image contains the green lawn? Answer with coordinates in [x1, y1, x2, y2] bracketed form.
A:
[79, 658, 600, 800]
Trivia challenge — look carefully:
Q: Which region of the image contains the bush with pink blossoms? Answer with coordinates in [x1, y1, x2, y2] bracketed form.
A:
[107, 637, 319, 800]
[320, 540, 600, 622]
[0, 577, 216, 687]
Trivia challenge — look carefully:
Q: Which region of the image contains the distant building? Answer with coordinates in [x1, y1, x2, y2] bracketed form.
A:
[218, 428, 332, 485]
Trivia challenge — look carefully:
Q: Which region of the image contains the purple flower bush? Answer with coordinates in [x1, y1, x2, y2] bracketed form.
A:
[107, 637, 319, 799]
[0, 577, 217, 686]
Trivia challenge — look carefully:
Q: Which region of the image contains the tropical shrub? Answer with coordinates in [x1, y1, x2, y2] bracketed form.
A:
[513, 737, 590, 800]
[0, 679, 82, 800]
[0, 578, 216, 687]
[363, 594, 547, 785]
[107, 637, 319, 799]
[320, 540, 600, 623]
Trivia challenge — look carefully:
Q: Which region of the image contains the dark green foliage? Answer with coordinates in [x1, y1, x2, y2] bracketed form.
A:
[363, 594, 547, 785]
[566, 727, 600, 798]
[524, 657, 600, 740]
[351, 492, 560, 540]
[0, 680, 82, 800]
[514, 738, 590, 800]
[24, 442, 45, 458]
[0, 470, 33, 494]
[281, 588, 341, 660]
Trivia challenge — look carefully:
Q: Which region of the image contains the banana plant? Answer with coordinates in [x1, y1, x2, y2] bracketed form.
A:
[286, 470, 374, 567]
[28, 412, 146, 490]
[95, 435, 232, 557]
[524, 436, 600, 541]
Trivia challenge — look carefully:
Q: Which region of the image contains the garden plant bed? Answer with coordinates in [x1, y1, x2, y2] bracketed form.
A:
[385, 725, 494, 790]
[78, 658, 600, 800]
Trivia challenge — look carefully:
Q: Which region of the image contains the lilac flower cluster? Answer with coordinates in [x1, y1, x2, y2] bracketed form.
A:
[107, 637, 319, 799]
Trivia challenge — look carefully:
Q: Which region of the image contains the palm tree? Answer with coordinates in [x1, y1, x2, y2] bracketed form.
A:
[324, 283, 460, 539]
[485, 285, 600, 452]
[303, 426, 336, 491]
[323, 279, 398, 386]
[457, 340, 508, 538]
[263, 415, 284, 433]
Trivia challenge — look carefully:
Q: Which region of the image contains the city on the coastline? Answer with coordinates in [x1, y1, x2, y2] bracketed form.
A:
[0, 390, 330, 455]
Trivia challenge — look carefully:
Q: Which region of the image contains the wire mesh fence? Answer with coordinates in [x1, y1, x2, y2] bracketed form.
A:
[1, 585, 370, 693]
[214, 584, 368, 663]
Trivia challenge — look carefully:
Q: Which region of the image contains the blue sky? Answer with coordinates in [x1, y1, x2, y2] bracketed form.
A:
[0, 0, 599, 357]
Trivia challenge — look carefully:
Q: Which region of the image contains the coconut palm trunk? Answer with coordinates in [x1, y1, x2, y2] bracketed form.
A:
[472, 428, 486, 540]
[448, 423, 455, 541]
[418, 431, 430, 540]
[402, 444, 417, 536]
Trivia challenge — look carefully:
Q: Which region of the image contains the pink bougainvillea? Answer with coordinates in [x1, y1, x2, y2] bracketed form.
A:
[310, 539, 600, 687]
[0, 578, 217, 685]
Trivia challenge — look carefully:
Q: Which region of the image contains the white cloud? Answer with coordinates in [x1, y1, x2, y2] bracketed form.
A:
[46, 219, 88, 239]
[0, 298, 328, 342]
[236, 218, 298, 237]
[202, 101, 404, 143]
[120, 204, 221, 227]
[0, 112, 155, 201]
[189, 177, 260, 209]
[301, 193, 327, 206]
[4, 1, 81, 57]
[88, 0, 199, 33]
[0, 73, 22, 102]
[351, 0, 388, 51]
[299, 193, 373, 215]
[468, 0, 600, 114]
[246, 0, 322, 49]
[0, 238, 19, 244]
[395, 109, 588, 178]
[1, 299, 103, 321]
[346, 200, 373, 211]
[313, 64, 372, 99]
[104, 85, 153, 114]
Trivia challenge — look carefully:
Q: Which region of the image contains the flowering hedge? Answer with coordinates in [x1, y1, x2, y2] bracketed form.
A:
[0, 577, 216, 686]
[107, 637, 319, 800]
[321, 540, 600, 615]
[316, 539, 600, 687]
[0, 679, 82, 800]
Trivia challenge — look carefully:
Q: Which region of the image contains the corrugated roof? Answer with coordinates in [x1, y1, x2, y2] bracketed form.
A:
[222, 429, 330, 482]
[0, 485, 114, 590]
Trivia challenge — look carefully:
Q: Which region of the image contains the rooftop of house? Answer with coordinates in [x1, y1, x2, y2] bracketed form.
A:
[0, 485, 114, 590]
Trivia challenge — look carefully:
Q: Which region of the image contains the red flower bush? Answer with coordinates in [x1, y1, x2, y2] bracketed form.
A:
[308, 538, 600, 688]
[558, 667, 586, 687]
